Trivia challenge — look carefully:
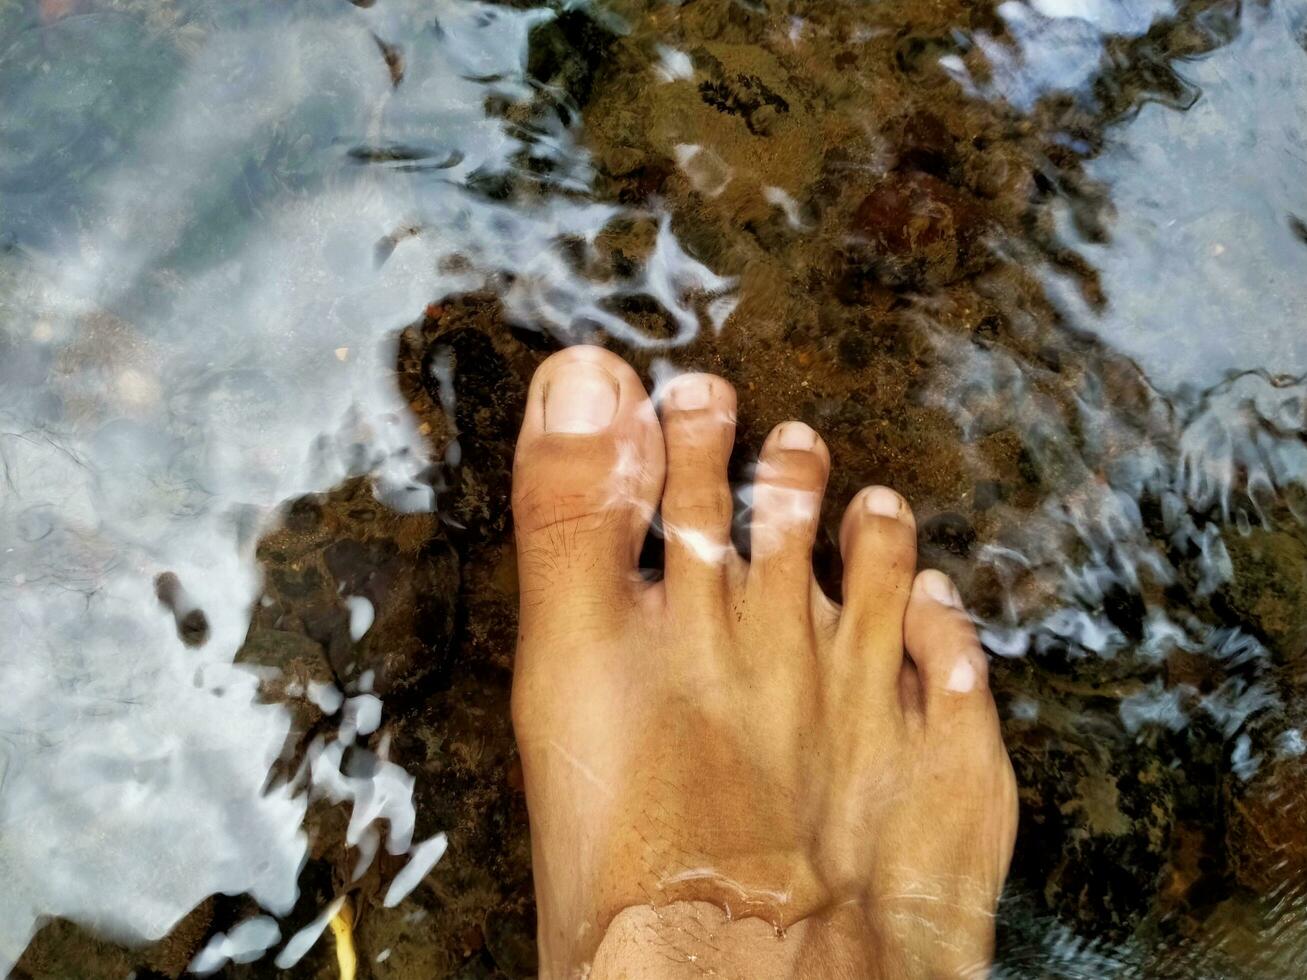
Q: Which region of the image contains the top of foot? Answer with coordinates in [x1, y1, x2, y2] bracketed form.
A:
[511, 346, 1018, 979]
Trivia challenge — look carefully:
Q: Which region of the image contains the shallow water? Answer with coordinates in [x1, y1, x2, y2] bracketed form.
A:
[1, 0, 1305, 975]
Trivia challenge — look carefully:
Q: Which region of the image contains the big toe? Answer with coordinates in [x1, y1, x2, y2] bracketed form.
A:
[512, 346, 664, 622]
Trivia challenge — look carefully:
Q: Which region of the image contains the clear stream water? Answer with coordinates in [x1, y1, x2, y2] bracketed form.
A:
[1, 0, 1305, 976]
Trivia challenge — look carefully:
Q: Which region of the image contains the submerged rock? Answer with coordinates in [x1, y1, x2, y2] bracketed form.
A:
[1226, 745, 1307, 895]
[249, 478, 460, 698]
[850, 171, 988, 290]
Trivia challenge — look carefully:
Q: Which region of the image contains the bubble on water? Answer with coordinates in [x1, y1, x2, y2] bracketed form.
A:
[337, 693, 384, 747]
[1135, 611, 1191, 665]
[980, 625, 1032, 659]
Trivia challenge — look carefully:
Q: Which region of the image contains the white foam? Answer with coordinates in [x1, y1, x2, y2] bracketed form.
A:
[274, 896, 345, 970]
[1231, 734, 1261, 782]
[1, 0, 687, 966]
[1119, 684, 1190, 736]
[347, 694, 383, 737]
[1010, 696, 1040, 722]
[763, 186, 806, 228]
[1278, 730, 1306, 759]
[950, 0, 1175, 110]
[383, 833, 449, 908]
[189, 916, 282, 974]
[345, 595, 375, 642]
[352, 827, 381, 882]
[307, 680, 345, 716]
[674, 144, 733, 198]
[654, 45, 693, 82]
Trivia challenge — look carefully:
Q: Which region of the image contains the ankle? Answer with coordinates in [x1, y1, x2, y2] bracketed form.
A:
[584, 899, 994, 980]
[586, 901, 877, 980]
[590, 901, 790, 980]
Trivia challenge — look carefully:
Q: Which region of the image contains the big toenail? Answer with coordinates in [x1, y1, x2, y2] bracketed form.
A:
[544, 360, 619, 433]
[863, 486, 904, 519]
[668, 375, 713, 411]
[921, 569, 964, 609]
[945, 657, 978, 693]
[778, 422, 817, 451]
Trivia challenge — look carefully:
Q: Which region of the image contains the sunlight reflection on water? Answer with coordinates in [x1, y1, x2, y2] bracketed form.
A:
[1, 0, 1306, 973]
[0, 0, 728, 971]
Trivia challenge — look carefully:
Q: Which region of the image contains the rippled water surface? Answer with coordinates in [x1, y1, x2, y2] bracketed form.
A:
[2, 0, 1305, 975]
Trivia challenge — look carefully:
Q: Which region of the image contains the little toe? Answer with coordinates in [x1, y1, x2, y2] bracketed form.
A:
[903, 570, 994, 722]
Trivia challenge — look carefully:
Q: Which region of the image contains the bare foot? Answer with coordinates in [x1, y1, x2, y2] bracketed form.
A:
[511, 347, 1018, 979]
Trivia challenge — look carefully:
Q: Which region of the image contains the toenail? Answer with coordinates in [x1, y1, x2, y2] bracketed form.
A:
[863, 486, 904, 519]
[667, 374, 713, 411]
[544, 360, 620, 433]
[920, 569, 964, 609]
[945, 657, 978, 693]
[777, 421, 817, 451]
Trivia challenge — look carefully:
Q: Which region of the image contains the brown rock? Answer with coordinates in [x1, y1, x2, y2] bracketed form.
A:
[1226, 751, 1307, 894]
[851, 171, 987, 289]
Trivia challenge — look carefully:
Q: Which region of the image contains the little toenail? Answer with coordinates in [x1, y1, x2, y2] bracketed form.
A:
[921, 569, 964, 609]
[863, 486, 904, 519]
[945, 658, 978, 693]
[778, 422, 818, 451]
[667, 374, 713, 411]
[544, 360, 620, 433]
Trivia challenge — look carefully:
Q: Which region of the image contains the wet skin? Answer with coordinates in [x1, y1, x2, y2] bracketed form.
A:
[511, 346, 1018, 979]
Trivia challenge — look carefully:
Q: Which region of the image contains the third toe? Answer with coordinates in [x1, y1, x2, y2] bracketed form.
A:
[746, 421, 830, 609]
